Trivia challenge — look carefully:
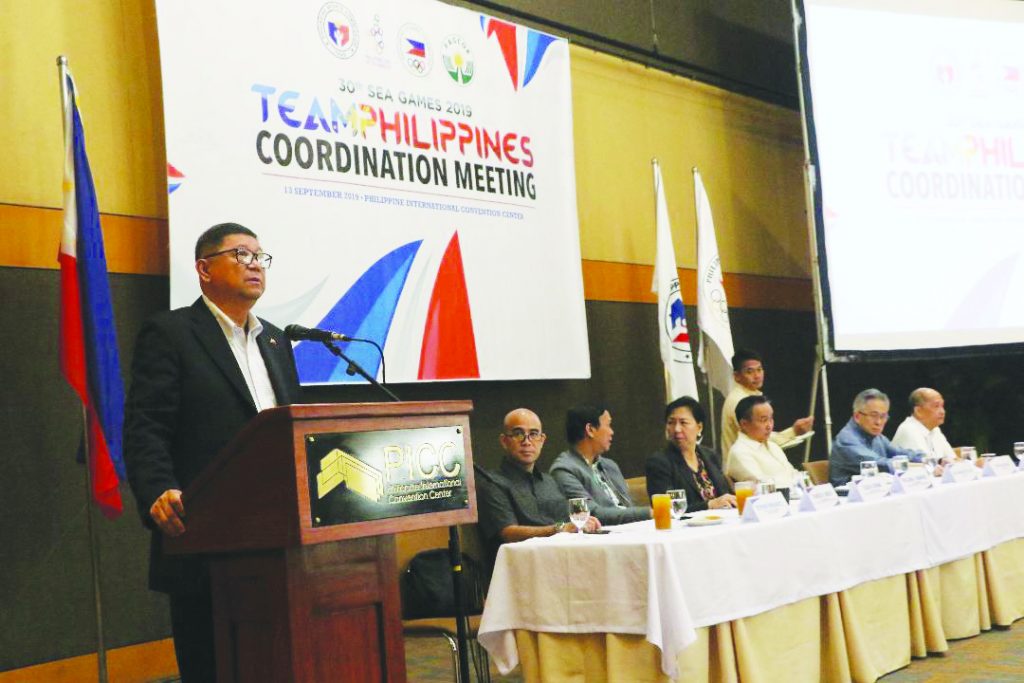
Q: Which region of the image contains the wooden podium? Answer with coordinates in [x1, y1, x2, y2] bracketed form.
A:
[165, 401, 477, 683]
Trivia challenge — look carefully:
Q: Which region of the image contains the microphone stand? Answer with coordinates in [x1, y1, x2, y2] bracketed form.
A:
[319, 340, 472, 683]
[320, 341, 401, 403]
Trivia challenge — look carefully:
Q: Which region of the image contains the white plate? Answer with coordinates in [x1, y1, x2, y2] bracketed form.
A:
[686, 516, 725, 527]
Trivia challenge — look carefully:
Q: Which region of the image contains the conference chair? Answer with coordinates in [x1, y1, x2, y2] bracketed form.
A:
[803, 459, 830, 485]
[397, 524, 491, 683]
[625, 476, 649, 506]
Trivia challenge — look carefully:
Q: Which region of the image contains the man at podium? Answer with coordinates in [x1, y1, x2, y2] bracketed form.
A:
[124, 223, 301, 682]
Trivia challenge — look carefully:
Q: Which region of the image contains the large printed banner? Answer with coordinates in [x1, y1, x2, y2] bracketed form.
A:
[156, 0, 590, 383]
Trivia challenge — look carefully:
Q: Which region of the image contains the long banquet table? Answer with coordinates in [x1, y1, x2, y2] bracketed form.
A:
[477, 471, 1024, 682]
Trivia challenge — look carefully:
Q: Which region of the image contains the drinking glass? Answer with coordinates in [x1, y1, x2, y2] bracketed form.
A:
[667, 489, 688, 521]
[961, 446, 977, 462]
[651, 494, 672, 530]
[860, 461, 879, 478]
[923, 454, 940, 476]
[890, 456, 909, 475]
[568, 497, 590, 532]
[734, 481, 755, 515]
[1013, 442, 1024, 461]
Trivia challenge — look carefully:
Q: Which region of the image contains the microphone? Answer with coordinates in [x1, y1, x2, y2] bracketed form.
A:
[284, 324, 352, 343]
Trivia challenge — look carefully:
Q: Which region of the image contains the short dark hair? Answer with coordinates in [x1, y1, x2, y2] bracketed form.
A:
[664, 395, 705, 424]
[731, 348, 762, 372]
[565, 404, 609, 444]
[194, 222, 258, 260]
[736, 395, 770, 423]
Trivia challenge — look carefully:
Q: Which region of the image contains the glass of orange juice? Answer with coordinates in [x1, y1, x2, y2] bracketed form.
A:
[734, 481, 755, 515]
[651, 494, 672, 530]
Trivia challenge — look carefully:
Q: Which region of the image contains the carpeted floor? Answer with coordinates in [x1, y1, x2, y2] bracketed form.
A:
[880, 626, 1024, 682]
[404, 624, 1024, 682]
[404, 636, 521, 682]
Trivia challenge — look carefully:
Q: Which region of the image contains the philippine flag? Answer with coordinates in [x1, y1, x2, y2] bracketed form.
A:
[59, 70, 126, 519]
[407, 38, 426, 58]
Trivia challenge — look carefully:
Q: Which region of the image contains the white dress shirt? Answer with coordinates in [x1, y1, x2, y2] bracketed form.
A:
[203, 296, 277, 412]
[726, 432, 800, 487]
[720, 385, 796, 471]
[891, 416, 955, 461]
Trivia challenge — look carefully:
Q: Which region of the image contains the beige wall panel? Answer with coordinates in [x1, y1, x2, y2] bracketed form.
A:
[0, 0, 166, 218]
[570, 47, 810, 278]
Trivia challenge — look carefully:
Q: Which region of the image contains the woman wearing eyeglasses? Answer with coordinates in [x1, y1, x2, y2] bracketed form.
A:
[646, 396, 736, 511]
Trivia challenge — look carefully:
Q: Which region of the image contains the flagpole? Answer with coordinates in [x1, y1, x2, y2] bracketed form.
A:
[654, 158, 672, 404]
[790, 1, 834, 461]
[692, 167, 718, 449]
[704, 332, 718, 450]
[58, 54, 110, 683]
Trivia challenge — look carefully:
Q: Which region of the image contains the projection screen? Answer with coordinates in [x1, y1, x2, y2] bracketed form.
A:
[796, 0, 1024, 358]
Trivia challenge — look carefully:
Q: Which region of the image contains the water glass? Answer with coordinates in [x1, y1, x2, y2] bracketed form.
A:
[667, 489, 688, 521]
[860, 461, 880, 478]
[790, 472, 810, 500]
[568, 497, 590, 532]
[923, 454, 940, 476]
[961, 446, 977, 462]
[890, 456, 909, 475]
[1013, 442, 1024, 460]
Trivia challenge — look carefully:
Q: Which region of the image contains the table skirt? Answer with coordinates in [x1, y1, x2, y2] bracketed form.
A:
[511, 538, 1024, 682]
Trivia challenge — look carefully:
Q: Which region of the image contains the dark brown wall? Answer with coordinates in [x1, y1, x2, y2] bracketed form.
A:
[456, 0, 799, 106]
[0, 264, 817, 669]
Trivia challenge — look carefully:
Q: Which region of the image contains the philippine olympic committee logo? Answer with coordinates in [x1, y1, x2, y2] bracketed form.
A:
[318, 3, 359, 60]
[441, 36, 474, 85]
[663, 280, 694, 362]
[702, 257, 730, 326]
[398, 23, 432, 76]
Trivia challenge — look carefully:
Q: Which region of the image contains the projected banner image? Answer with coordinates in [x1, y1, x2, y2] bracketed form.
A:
[801, 0, 1024, 354]
[155, 0, 589, 382]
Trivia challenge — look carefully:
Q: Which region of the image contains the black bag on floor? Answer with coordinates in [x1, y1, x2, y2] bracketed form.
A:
[401, 548, 485, 619]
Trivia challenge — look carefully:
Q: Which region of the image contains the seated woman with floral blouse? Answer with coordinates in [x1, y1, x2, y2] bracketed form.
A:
[645, 396, 736, 511]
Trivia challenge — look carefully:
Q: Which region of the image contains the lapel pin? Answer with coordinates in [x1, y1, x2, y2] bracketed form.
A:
[269, 337, 278, 346]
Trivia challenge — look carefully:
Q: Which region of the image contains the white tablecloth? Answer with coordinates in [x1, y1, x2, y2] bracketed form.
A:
[477, 472, 1024, 678]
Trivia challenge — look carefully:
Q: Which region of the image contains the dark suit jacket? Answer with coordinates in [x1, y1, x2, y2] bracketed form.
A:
[124, 298, 301, 594]
[548, 449, 651, 525]
[645, 444, 731, 512]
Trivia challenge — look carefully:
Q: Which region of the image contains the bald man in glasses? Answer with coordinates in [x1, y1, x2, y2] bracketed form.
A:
[476, 408, 600, 563]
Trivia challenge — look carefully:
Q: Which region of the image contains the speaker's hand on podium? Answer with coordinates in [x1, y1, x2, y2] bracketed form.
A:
[151, 489, 186, 537]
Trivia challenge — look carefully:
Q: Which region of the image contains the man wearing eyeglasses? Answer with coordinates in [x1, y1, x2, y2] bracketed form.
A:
[124, 222, 300, 682]
[829, 388, 922, 487]
[477, 408, 601, 563]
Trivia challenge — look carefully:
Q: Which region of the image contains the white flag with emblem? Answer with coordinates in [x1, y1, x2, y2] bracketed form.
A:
[694, 168, 735, 397]
[652, 161, 699, 401]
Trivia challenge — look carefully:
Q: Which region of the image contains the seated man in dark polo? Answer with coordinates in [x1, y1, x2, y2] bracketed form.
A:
[477, 408, 600, 562]
[549, 404, 651, 525]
